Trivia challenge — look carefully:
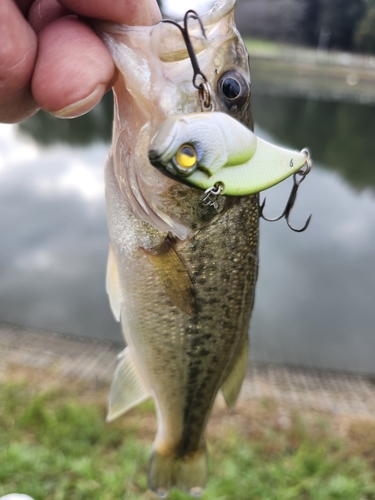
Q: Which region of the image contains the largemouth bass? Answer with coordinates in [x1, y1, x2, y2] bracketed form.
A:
[98, 0, 259, 496]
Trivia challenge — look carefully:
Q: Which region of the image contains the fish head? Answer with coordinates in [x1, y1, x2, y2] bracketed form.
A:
[149, 1, 253, 129]
[97, 0, 252, 239]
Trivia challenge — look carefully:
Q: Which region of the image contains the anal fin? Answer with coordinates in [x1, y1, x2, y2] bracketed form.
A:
[107, 347, 150, 422]
[220, 335, 249, 410]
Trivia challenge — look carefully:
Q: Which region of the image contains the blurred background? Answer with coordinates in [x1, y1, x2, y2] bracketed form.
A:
[1, 0, 375, 374]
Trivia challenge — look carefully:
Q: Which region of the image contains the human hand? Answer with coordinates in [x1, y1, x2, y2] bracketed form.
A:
[0, 0, 161, 123]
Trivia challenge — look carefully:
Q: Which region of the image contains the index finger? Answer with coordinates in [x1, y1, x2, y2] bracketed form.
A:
[57, 0, 162, 25]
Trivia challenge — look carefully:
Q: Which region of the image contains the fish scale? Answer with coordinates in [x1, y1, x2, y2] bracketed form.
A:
[171, 194, 259, 454]
[107, 185, 259, 463]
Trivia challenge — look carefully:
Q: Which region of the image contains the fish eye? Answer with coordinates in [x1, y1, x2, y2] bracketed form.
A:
[217, 71, 249, 111]
[173, 144, 197, 175]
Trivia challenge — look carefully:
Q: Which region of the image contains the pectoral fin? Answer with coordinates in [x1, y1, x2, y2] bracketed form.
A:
[107, 347, 150, 422]
[221, 335, 249, 410]
[143, 238, 197, 316]
[106, 244, 121, 322]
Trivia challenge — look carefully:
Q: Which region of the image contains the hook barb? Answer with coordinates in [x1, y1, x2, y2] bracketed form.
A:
[259, 149, 312, 233]
[259, 197, 285, 222]
[287, 213, 312, 233]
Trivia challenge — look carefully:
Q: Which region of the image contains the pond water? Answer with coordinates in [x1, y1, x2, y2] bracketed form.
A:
[1, 92, 375, 374]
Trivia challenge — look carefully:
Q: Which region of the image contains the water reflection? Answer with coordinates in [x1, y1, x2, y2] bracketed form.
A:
[250, 100, 375, 373]
[252, 95, 375, 191]
[1, 93, 375, 373]
[251, 153, 375, 373]
[0, 123, 120, 341]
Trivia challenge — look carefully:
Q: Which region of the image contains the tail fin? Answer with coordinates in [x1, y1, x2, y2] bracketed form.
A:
[148, 444, 207, 498]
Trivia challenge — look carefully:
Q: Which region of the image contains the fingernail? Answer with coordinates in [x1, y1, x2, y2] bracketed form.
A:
[51, 84, 106, 118]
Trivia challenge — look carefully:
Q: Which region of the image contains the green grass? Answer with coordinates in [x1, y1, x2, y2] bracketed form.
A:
[1, 370, 375, 500]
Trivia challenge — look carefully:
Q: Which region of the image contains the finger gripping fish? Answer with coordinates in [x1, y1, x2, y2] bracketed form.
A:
[97, 0, 260, 496]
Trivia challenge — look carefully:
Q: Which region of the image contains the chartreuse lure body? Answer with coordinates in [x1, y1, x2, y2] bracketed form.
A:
[149, 112, 308, 196]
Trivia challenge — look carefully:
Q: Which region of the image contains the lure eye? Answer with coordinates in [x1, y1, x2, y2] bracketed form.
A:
[173, 144, 197, 175]
[217, 70, 249, 112]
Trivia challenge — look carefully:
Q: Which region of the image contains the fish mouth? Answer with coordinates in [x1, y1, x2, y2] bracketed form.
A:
[147, 154, 193, 188]
[148, 120, 181, 167]
[148, 148, 164, 163]
[148, 146, 172, 170]
[147, 147, 174, 177]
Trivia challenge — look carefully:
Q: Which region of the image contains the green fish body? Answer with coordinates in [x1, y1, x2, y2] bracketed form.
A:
[99, 0, 259, 496]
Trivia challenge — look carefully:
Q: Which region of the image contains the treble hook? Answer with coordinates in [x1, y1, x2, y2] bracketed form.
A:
[202, 183, 223, 210]
[259, 149, 312, 233]
[162, 11, 209, 91]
